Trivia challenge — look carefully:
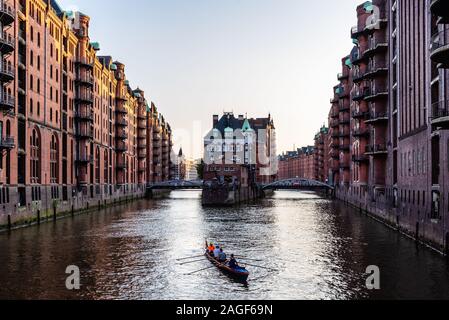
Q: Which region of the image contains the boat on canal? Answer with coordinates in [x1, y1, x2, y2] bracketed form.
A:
[204, 251, 250, 282]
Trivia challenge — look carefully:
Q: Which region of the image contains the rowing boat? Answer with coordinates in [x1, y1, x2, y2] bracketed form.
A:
[205, 251, 250, 282]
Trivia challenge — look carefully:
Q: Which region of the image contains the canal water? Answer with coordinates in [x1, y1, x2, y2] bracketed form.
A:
[0, 190, 449, 300]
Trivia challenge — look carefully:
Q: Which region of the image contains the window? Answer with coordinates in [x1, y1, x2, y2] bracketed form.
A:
[50, 135, 59, 184]
[30, 129, 41, 184]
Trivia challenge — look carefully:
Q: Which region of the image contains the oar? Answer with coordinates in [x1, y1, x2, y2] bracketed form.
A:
[241, 263, 279, 272]
[236, 257, 263, 262]
[176, 254, 204, 261]
[185, 265, 215, 275]
[178, 258, 205, 265]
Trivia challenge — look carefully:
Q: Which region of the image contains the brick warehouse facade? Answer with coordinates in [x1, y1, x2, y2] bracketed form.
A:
[0, 1, 174, 229]
[314, 0, 449, 253]
[278, 146, 315, 181]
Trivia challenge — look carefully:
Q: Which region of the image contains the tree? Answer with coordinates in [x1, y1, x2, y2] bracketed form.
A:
[196, 160, 205, 180]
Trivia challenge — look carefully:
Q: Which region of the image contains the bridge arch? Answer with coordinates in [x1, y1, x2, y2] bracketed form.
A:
[261, 178, 334, 192]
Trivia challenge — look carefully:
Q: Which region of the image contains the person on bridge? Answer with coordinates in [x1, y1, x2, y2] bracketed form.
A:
[213, 245, 221, 259]
[218, 248, 227, 262]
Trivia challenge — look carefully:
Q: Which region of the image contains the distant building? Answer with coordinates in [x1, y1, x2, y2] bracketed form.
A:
[278, 147, 315, 181]
[203, 112, 277, 186]
[173, 148, 186, 180]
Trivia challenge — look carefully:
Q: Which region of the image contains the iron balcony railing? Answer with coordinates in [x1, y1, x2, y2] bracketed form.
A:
[0, 92, 15, 109]
[76, 57, 94, 69]
[0, 136, 14, 149]
[363, 37, 388, 56]
[75, 92, 94, 103]
[352, 128, 370, 137]
[0, 2, 15, 25]
[431, 100, 449, 120]
[75, 154, 94, 163]
[76, 73, 94, 86]
[365, 144, 388, 154]
[0, 62, 15, 80]
[352, 87, 370, 101]
[430, 28, 449, 65]
[366, 111, 389, 122]
[352, 154, 369, 162]
[75, 110, 94, 121]
[0, 32, 15, 50]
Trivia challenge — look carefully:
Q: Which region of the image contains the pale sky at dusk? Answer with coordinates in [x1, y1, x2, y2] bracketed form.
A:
[59, 0, 362, 159]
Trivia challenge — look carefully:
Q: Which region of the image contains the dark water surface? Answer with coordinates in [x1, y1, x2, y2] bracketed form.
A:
[0, 190, 448, 300]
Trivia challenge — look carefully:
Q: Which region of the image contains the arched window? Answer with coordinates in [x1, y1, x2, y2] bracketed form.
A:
[104, 150, 108, 184]
[50, 134, 59, 184]
[95, 147, 100, 184]
[30, 128, 41, 184]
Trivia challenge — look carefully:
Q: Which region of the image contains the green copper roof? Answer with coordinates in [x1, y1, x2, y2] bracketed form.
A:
[124, 80, 130, 86]
[90, 42, 100, 50]
[363, 1, 373, 12]
[345, 58, 352, 68]
[110, 64, 117, 71]
[242, 119, 252, 131]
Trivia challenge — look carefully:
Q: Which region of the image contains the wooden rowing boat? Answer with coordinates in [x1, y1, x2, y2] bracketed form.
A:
[205, 251, 250, 282]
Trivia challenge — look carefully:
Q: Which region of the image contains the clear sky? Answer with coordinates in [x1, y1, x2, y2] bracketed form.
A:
[59, 0, 362, 159]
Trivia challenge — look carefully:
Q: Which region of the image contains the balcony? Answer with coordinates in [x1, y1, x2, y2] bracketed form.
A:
[137, 113, 147, 120]
[365, 144, 388, 155]
[75, 154, 94, 164]
[116, 143, 128, 152]
[0, 136, 14, 150]
[153, 133, 162, 141]
[330, 119, 339, 128]
[330, 150, 339, 159]
[75, 109, 94, 122]
[0, 92, 14, 111]
[339, 101, 350, 112]
[138, 150, 146, 159]
[337, 72, 349, 81]
[330, 97, 339, 104]
[116, 118, 128, 127]
[75, 92, 94, 104]
[339, 144, 350, 151]
[365, 87, 388, 101]
[365, 111, 389, 124]
[431, 100, 449, 128]
[352, 154, 369, 163]
[351, 48, 367, 65]
[116, 131, 128, 140]
[363, 38, 388, 57]
[352, 87, 369, 101]
[430, 0, 449, 24]
[0, 32, 15, 54]
[339, 118, 350, 125]
[116, 94, 127, 102]
[0, 2, 15, 26]
[0, 63, 14, 82]
[430, 29, 449, 68]
[339, 130, 350, 138]
[352, 110, 368, 119]
[76, 73, 94, 87]
[138, 120, 146, 129]
[352, 69, 365, 83]
[75, 126, 94, 139]
[115, 105, 127, 114]
[352, 128, 370, 137]
[116, 161, 127, 170]
[351, 25, 369, 40]
[364, 63, 388, 79]
[75, 57, 94, 69]
[330, 110, 339, 118]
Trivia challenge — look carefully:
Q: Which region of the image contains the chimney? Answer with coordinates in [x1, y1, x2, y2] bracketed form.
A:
[213, 115, 219, 127]
[238, 115, 244, 121]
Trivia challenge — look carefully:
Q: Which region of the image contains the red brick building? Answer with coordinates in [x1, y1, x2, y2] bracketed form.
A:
[278, 147, 315, 181]
[317, 0, 449, 252]
[0, 1, 173, 229]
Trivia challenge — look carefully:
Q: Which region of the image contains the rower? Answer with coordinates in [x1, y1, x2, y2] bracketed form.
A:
[208, 243, 215, 255]
[213, 245, 221, 258]
[218, 248, 227, 262]
[228, 254, 239, 269]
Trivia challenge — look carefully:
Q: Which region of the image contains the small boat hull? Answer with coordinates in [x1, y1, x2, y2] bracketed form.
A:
[205, 252, 249, 282]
